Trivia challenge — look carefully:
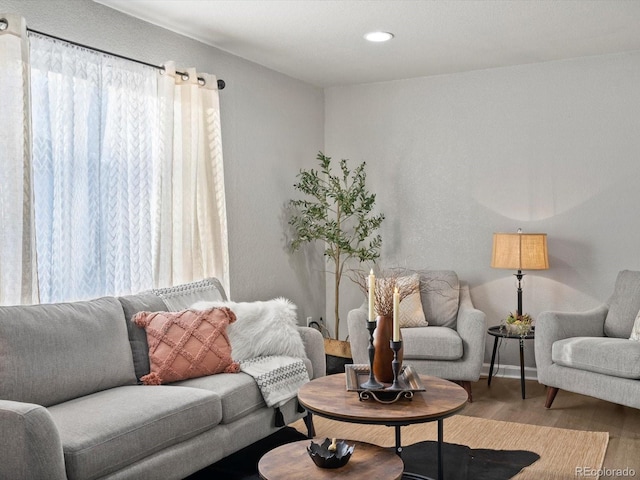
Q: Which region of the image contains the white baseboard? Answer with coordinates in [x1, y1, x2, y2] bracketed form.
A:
[480, 363, 538, 382]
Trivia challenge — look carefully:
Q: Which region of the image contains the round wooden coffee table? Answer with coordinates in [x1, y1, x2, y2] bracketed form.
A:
[258, 439, 403, 480]
[297, 373, 468, 480]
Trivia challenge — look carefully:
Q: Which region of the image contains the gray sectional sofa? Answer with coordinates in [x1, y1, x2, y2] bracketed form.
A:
[0, 278, 325, 480]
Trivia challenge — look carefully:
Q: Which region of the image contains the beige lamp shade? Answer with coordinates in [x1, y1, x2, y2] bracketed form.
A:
[491, 233, 549, 270]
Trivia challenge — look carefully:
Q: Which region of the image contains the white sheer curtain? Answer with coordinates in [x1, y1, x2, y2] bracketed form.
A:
[0, 15, 38, 304]
[154, 63, 229, 291]
[0, 16, 229, 304]
[29, 33, 159, 302]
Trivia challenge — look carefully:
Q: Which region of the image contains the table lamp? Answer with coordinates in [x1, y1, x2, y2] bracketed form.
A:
[491, 229, 549, 316]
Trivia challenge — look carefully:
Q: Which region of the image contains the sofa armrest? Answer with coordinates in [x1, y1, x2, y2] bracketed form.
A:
[0, 400, 66, 480]
[297, 326, 326, 379]
[455, 285, 487, 380]
[534, 305, 608, 383]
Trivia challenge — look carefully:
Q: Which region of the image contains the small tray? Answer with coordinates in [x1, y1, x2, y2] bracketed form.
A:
[345, 364, 426, 392]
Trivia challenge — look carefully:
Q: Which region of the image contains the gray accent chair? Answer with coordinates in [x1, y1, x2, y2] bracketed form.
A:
[347, 271, 487, 401]
[535, 270, 640, 409]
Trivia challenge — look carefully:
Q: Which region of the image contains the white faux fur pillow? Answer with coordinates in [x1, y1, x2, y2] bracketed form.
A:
[191, 297, 306, 361]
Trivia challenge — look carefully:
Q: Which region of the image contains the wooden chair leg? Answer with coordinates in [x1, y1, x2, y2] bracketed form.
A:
[545, 387, 559, 408]
[460, 381, 473, 403]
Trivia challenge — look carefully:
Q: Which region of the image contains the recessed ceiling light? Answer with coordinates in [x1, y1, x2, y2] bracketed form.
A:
[364, 31, 394, 43]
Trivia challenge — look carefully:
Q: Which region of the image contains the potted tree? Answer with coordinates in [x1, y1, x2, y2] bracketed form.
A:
[289, 152, 384, 366]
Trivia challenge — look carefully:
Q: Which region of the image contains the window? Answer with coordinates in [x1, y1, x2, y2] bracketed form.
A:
[29, 34, 160, 302]
[1, 21, 228, 305]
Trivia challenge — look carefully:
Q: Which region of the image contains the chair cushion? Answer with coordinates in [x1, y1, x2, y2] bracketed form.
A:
[401, 326, 463, 360]
[604, 270, 640, 338]
[552, 337, 640, 379]
[419, 271, 460, 328]
[0, 297, 136, 406]
[47, 385, 222, 480]
[133, 308, 240, 385]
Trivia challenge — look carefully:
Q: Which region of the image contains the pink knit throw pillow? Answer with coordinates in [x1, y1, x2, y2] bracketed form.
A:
[133, 307, 240, 385]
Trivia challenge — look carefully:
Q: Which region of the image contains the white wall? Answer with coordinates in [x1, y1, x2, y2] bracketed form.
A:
[326, 52, 640, 366]
[0, 0, 326, 322]
[6, 0, 640, 369]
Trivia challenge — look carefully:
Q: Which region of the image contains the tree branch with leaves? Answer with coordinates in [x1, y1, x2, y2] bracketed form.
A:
[289, 152, 384, 339]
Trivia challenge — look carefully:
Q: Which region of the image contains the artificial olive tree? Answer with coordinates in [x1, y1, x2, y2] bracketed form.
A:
[289, 152, 384, 339]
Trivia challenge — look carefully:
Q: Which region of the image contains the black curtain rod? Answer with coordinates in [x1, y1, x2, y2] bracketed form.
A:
[26, 27, 226, 90]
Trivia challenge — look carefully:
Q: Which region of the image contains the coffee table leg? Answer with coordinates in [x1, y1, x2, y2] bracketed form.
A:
[488, 336, 498, 386]
[303, 412, 315, 438]
[398, 421, 444, 480]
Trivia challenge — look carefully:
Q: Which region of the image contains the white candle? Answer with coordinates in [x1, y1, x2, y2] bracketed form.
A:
[393, 286, 400, 341]
[368, 269, 375, 321]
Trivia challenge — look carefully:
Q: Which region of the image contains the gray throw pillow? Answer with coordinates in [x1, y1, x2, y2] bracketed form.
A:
[118, 292, 168, 381]
[418, 271, 460, 328]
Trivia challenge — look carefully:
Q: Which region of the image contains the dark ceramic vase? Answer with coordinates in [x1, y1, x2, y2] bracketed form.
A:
[372, 315, 403, 383]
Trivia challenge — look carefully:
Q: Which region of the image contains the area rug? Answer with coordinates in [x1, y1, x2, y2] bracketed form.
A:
[289, 415, 610, 480]
[187, 426, 537, 480]
[186, 427, 307, 480]
[188, 414, 608, 479]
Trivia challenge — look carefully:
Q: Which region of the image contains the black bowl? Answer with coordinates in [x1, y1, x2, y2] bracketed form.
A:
[307, 438, 355, 469]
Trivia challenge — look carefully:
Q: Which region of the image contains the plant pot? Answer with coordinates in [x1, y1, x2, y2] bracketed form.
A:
[324, 338, 353, 375]
[506, 322, 532, 336]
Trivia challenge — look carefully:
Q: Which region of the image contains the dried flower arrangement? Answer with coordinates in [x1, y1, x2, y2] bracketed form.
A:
[351, 268, 450, 317]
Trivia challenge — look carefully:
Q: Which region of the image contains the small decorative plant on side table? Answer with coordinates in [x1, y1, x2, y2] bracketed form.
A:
[504, 311, 533, 336]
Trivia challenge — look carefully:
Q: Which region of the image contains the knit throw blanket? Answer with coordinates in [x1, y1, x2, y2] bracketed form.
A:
[240, 355, 309, 409]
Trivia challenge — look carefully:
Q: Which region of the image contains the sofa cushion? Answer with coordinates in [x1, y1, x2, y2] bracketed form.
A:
[153, 277, 227, 311]
[419, 271, 460, 328]
[398, 274, 428, 328]
[133, 308, 240, 385]
[401, 326, 463, 360]
[552, 337, 640, 380]
[174, 372, 265, 424]
[192, 298, 306, 362]
[118, 292, 169, 381]
[47, 385, 221, 480]
[174, 357, 313, 424]
[0, 297, 136, 406]
[604, 270, 640, 338]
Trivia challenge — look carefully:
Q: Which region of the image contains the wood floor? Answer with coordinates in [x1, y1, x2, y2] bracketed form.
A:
[464, 377, 640, 479]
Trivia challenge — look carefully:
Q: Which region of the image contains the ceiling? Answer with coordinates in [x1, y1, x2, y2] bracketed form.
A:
[95, 0, 640, 88]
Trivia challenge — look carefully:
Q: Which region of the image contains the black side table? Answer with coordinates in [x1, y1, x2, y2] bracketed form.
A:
[487, 325, 535, 399]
